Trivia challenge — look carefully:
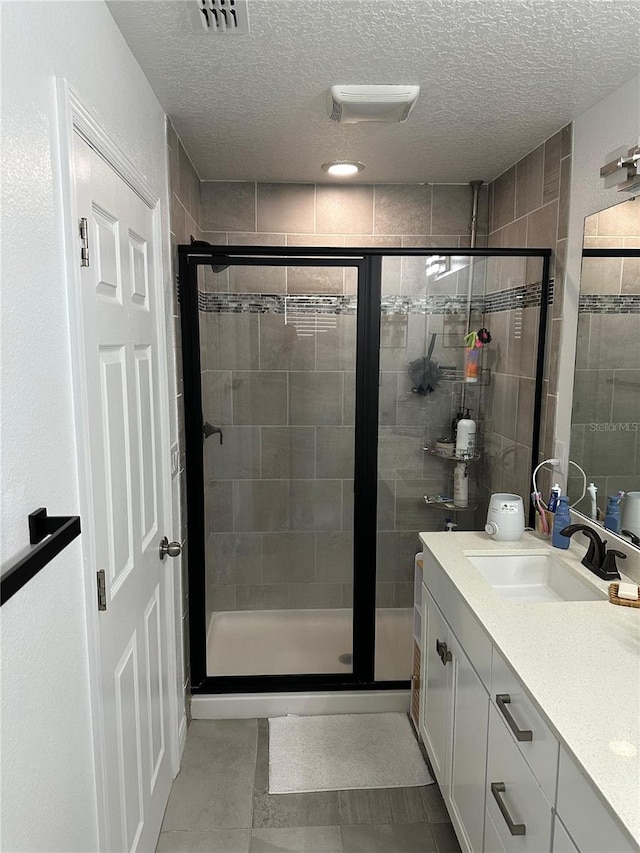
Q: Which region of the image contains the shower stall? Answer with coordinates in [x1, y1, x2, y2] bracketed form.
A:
[179, 244, 550, 699]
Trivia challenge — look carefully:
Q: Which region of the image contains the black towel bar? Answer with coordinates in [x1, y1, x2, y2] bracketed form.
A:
[1, 508, 81, 606]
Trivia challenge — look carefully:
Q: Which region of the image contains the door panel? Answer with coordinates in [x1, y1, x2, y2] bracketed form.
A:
[74, 134, 173, 852]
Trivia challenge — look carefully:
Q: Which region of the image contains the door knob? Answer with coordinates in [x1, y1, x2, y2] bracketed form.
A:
[159, 536, 182, 560]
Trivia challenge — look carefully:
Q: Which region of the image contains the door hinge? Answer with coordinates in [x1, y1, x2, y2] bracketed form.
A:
[79, 217, 90, 267]
[96, 569, 107, 611]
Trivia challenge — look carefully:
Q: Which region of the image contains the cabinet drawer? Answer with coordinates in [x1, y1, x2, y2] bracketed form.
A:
[491, 647, 559, 802]
[487, 703, 553, 852]
[485, 809, 508, 853]
[557, 746, 636, 853]
[423, 548, 491, 688]
[552, 816, 578, 853]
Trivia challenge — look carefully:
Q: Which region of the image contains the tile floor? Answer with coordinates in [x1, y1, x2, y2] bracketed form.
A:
[157, 719, 462, 853]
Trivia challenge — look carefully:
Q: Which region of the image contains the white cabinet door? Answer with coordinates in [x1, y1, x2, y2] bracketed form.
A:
[448, 633, 489, 853]
[420, 586, 452, 789]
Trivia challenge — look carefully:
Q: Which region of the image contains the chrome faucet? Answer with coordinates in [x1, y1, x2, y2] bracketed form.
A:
[560, 524, 625, 580]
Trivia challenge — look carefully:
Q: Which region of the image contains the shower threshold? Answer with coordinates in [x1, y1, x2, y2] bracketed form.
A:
[206, 607, 413, 681]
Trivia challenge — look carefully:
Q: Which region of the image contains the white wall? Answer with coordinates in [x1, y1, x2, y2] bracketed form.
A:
[556, 73, 640, 459]
[0, 2, 175, 850]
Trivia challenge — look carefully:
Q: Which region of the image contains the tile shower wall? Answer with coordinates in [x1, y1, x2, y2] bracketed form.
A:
[199, 182, 488, 614]
[167, 118, 202, 698]
[570, 201, 640, 505]
[487, 124, 572, 501]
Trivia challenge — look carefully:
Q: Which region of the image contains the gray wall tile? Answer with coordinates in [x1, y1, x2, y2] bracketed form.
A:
[207, 533, 262, 585]
[287, 265, 344, 295]
[201, 182, 256, 232]
[377, 532, 419, 582]
[232, 371, 288, 425]
[204, 481, 234, 532]
[432, 185, 476, 234]
[262, 532, 315, 583]
[516, 144, 544, 218]
[205, 427, 261, 481]
[290, 480, 343, 531]
[316, 185, 374, 234]
[289, 372, 343, 425]
[236, 584, 290, 610]
[316, 427, 355, 479]
[259, 314, 315, 371]
[316, 532, 353, 583]
[202, 370, 233, 426]
[202, 314, 259, 370]
[261, 427, 315, 479]
[374, 185, 431, 235]
[316, 316, 357, 371]
[234, 481, 289, 531]
[288, 583, 343, 609]
[492, 166, 516, 229]
[257, 183, 315, 233]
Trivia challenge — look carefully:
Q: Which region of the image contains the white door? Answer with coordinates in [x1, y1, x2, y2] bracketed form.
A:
[73, 134, 174, 852]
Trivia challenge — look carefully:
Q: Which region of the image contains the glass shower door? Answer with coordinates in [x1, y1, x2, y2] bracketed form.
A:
[197, 259, 358, 678]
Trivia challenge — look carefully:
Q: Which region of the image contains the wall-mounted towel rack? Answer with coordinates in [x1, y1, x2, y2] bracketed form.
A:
[1, 508, 81, 606]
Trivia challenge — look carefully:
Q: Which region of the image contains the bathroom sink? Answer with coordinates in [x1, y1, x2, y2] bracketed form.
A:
[464, 552, 607, 603]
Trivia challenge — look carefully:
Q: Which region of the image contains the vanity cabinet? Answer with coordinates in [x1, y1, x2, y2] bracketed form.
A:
[418, 544, 638, 853]
[420, 585, 489, 853]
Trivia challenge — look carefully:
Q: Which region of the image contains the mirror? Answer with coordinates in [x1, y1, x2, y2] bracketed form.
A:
[568, 195, 640, 548]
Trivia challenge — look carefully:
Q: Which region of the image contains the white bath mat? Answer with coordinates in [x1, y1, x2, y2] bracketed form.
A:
[268, 712, 433, 794]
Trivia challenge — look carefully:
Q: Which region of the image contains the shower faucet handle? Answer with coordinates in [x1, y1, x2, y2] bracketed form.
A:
[203, 422, 223, 444]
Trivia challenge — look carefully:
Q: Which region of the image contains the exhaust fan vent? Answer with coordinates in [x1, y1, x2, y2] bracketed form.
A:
[328, 85, 420, 124]
[190, 0, 250, 34]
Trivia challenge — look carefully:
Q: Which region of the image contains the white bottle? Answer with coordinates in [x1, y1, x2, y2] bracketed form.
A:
[455, 410, 476, 459]
[453, 462, 468, 507]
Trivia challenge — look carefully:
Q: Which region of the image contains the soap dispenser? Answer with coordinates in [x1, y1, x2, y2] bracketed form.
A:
[604, 495, 621, 534]
[551, 496, 571, 549]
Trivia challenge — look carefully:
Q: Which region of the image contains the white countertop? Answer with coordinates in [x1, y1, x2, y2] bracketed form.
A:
[419, 530, 640, 847]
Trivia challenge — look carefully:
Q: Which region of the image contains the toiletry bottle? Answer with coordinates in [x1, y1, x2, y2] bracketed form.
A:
[552, 496, 571, 549]
[455, 410, 476, 458]
[453, 462, 468, 507]
[587, 482, 598, 521]
[548, 484, 561, 513]
[465, 347, 480, 382]
[604, 495, 621, 534]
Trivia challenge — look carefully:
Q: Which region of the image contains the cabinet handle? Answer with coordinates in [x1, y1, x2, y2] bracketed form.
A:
[490, 782, 526, 836]
[435, 638, 452, 665]
[496, 694, 533, 742]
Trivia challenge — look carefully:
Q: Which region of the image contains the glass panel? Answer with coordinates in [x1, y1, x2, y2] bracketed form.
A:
[199, 262, 356, 676]
[374, 253, 545, 681]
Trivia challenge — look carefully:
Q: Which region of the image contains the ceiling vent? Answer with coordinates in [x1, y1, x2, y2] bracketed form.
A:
[328, 85, 420, 124]
[190, 0, 250, 34]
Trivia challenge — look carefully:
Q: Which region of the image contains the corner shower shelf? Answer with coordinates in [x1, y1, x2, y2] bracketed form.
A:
[439, 367, 491, 385]
[423, 446, 481, 463]
[0, 508, 81, 606]
[423, 496, 478, 513]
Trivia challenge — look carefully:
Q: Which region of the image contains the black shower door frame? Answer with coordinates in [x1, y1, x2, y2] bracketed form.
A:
[178, 245, 552, 695]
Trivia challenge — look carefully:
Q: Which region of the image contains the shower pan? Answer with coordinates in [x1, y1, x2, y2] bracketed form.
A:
[178, 243, 551, 704]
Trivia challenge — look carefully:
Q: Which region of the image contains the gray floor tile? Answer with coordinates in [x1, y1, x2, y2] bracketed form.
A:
[338, 787, 427, 825]
[252, 791, 342, 829]
[418, 785, 450, 824]
[429, 823, 462, 853]
[341, 823, 436, 852]
[156, 829, 251, 852]
[249, 826, 343, 852]
[162, 720, 258, 831]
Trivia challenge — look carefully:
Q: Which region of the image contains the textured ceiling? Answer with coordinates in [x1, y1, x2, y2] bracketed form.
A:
[107, 0, 640, 184]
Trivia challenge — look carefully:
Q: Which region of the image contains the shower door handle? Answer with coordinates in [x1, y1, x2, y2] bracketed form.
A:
[203, 422, 223, 444]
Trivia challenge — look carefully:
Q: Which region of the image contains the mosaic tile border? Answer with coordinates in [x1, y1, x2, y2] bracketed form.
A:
[198, 286, 550, 316]
[578, 294, 640, 314]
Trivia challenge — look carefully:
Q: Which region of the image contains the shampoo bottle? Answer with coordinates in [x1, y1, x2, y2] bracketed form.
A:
[551, 496, 571, 549]
[604, 495, 621, 534]
[455, 410, 476, 459]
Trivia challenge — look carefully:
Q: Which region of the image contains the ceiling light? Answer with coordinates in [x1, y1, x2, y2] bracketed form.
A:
[321, 161, 365, 177]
